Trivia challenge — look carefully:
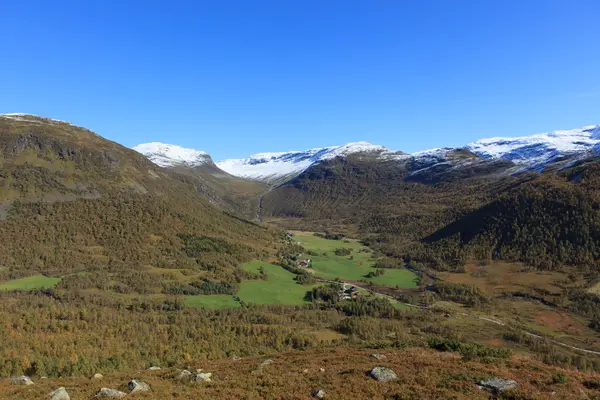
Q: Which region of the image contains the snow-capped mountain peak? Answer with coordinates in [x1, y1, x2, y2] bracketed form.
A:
[216, 142, 406, 182]
[133, 142, 211, 168]
[466, 124, 600, 169]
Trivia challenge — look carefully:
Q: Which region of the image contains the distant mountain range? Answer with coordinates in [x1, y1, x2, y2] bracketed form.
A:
[134, 124, 600, 183]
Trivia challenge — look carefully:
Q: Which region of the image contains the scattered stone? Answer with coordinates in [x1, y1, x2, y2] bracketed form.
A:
[176, 370, 192, 381]
[195, 369, 203, 373]
[96, 388, 127, 398]
[319, 368, 325, 373]
[92, 373, 103, 380]
[370, 367, 398, 382]
[314, 389, 326, 398]
[302, 368, 309, 373]
[370, 354, 387, 360]
[48, 387, 70, 400]
[479, 378, 518, 394]
[147, 366, 161, 371]
[128, 379, 151, 393]
[232, 356, 242, 361]
[194, 372, 213, 383]
[260, 359, 273, 368]
[11, 376, 34, 385]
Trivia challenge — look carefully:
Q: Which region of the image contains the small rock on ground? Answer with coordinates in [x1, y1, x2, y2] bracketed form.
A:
[370, 354, 387, 360]
[129, 379, 151, 393]
[176, 370, 192, 380]
[147, 366, 161, 371]
[194, 372, 213, 382]
[48, 387, 70, 400]
[96, 388, 127, 398]
[11, 376, 34, 385]
[92, 373, 103, 379]
[479, 378, 518, 393]
[370, 366, 398, 382]
[314, 389, 326, 398]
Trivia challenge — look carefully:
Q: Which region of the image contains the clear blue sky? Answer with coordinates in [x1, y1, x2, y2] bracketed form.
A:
[1, 0, 599, 160]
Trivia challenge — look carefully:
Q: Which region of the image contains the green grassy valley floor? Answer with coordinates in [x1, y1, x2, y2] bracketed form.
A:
[183, 232, 418, 309]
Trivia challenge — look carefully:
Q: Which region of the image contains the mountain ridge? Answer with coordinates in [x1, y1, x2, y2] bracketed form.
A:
[133, 123, 600, 183]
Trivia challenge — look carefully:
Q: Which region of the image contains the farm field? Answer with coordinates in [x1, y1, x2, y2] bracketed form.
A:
[238, 260, 318, 305]
[0, 274, 61, 291]
[293, 231, 418, 288]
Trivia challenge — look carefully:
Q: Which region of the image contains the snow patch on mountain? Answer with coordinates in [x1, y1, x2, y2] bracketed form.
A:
[466, 125, 600, 169]
[216, 142, 406, 182]
[133, 142, 211, 168]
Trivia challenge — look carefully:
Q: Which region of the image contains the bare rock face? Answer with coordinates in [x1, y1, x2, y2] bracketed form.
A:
[479, 378, 518, 394]
[369, 367, 397, 382]
[194, 372, 213, 382]
[96, 388, 127, 398]
[128, 379, 151, 393]
[48, 387, 70, 400]
[11, 376, 34, 385]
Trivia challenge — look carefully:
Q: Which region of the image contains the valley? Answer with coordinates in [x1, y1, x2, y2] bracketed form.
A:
[2, 114, 600, 399]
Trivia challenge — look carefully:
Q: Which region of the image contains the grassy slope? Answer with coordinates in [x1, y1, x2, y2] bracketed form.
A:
[238, 260, 318, 305]
[0, 275, 61, 290]
[295, 232, 418, 288]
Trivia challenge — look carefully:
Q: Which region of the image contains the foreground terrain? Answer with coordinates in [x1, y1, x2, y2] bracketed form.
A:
[2, 348, 599, 399]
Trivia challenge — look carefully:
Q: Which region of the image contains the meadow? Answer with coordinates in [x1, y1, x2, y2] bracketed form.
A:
[238, 260, 318, 305]
[0, 274, 61, 291]
[294, 231, 418, 288]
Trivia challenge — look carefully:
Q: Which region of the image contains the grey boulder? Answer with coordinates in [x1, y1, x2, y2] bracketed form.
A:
[11, 376, 34, 385]
[129, 379, 151, 393]
[314, 389, 326, 398]
[48, 387, 70, 400]
[370, 366, 398, 382]
[194, 372, 213, 382]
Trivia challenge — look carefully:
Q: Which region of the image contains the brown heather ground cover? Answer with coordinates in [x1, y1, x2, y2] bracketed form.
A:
[1, 348, 599, 399]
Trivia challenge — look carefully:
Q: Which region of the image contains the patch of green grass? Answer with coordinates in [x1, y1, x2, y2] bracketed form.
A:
[0, 275, 61, 291]
[294, 232, 418, 288]
[184, 295, 240, 309]
[239, 260, 318, 305]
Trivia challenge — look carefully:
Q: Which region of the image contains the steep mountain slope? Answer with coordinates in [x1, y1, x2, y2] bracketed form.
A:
[133, 142, 269, 218]
[0, 114, 277, 282]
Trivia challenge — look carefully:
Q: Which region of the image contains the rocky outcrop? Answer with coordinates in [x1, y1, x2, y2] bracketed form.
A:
[11, 376, 34, 385]
[479, 378, 518, 394]
[369, 367, 397, 382]
[96, 388, 127, 398]
[48, 387, 70, 400]
[128, 379, 151, 393]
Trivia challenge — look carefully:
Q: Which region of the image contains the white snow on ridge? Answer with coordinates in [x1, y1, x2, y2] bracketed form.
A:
[133, 142, 210, 168]
[466, 125, 600, 168]
[216, 142, 406, 182]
